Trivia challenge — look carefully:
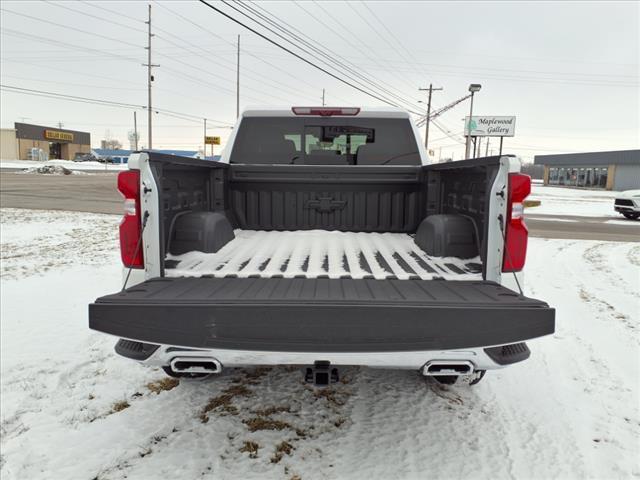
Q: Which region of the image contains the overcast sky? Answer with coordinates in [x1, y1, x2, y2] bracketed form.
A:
[1, 0, 638, 161]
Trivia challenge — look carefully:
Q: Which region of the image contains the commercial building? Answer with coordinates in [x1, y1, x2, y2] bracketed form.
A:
[1, 128, 19, 160]
[534, 149, 640, 191]
[14, 122, 91, 160]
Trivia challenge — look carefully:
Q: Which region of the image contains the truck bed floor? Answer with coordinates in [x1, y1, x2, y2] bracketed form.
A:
[166, 230, 482, 281]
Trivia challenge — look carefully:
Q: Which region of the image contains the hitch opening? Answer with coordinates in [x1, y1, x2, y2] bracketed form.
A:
[305, 361, 339, 387]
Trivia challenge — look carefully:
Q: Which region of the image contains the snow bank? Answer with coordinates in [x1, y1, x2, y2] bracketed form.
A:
[0, 159, 128, 171]
[528, 184, 621, 217]
[19, 165, 87, 175]
[1, 208, 638, 479]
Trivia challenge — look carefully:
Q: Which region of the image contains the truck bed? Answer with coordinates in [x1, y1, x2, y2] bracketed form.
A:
[166, 230, 482, 281]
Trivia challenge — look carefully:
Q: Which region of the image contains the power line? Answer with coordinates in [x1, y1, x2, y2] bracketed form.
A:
[0, 8, 143, 50]
[151, 0, 354, 104]
[237, 0, 424, 112]
[221, 0, 421, 111]
[0, 85, 233, 126]
[302, 0, 425, 107]
[197, 0, 423, 113]
[42, 1, 147, 33]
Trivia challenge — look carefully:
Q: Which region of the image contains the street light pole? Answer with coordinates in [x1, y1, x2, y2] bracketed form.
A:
[464, 84, 481, 159]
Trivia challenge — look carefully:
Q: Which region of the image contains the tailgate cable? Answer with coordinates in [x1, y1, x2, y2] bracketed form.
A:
[497, 214, 524, 296]
[122, 211, 150, 291]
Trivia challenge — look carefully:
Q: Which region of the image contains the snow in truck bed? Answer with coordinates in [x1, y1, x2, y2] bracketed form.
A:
[166, 230, 483, 281]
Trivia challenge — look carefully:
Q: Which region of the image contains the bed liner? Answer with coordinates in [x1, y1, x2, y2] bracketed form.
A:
[166, 230, 482, 281]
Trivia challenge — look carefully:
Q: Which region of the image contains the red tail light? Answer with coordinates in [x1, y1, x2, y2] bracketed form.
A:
[117, 170, 144, 268]
[292, 107, 360, 116]
[502, 173, 531, 272]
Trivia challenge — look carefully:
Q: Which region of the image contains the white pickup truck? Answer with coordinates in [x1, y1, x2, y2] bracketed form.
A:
[89, 106, 555, 386]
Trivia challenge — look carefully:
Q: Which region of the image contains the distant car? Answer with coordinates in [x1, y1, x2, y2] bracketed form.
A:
[614, 190, 640, 219]
[73, 153, 98, 162]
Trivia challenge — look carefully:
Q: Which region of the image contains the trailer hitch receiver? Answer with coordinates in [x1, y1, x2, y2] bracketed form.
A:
[305, 361, 339, 387]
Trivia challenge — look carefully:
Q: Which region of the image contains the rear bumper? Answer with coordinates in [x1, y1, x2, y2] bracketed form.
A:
[114, 340, 532, 371]
[614, 206, 640, 213]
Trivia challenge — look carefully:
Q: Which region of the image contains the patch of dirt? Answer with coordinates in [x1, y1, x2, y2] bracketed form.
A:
[239, 440, 260, 459]
[147, 377, 179, 394]
[314, 387, 350, 407]
[200, 385, 252, 422]
[253, 405, 292, 416]
[243, 417, 292, 432]
[242, 367, 273, 384]
[111, 400, 130, 413]
[271, 440, 295, 463]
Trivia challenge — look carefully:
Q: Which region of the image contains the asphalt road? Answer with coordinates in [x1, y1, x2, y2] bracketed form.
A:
[1, 172, 638, 242]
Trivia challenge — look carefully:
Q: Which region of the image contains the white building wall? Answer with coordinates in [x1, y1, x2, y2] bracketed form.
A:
[0, 129, 18, 160]
[613, 164, 640, 191]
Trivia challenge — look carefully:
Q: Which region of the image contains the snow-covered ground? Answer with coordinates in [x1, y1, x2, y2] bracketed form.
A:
[0, 159, 127, 171]
[1, 208, 638, 480]
[528, 184, 622, 218]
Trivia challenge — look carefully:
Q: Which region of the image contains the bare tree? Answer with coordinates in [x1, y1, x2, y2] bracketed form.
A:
[101, 130, 123, 150]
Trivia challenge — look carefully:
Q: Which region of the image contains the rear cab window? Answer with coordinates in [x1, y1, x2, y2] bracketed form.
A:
[229, 117, 420, 165]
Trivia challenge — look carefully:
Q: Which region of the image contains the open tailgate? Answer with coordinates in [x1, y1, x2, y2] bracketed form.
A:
[89, 277, 554, 352]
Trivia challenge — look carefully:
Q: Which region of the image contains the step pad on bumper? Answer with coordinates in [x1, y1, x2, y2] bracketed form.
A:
[484, 342, 531, 365]
[115, 339, 160, 361]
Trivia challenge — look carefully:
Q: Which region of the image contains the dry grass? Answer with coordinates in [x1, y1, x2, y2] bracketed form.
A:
[314, 388, 348, 406]
[200, 385, 252, 423]
[243, 417, 291, 433]
[253, 405, 291, 416]
[112, 400, 130, 413]
[242, 367, 272, 384]
[270, 441, 295, 463]
[239, 440, 260, 459]
[147, 377, 179, 394]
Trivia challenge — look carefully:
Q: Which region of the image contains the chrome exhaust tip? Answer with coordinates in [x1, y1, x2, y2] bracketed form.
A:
[422, 360, 474, 376]
[169, 356, 222, 375]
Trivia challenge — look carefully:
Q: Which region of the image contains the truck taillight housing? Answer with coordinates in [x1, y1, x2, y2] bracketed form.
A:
[117, 170, 144, 269]
[502, 173, 531, 273]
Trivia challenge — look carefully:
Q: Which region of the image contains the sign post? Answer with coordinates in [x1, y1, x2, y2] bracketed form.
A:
[205, 136, 221, 158]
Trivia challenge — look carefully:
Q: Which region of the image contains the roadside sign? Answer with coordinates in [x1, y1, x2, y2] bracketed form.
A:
[464, 116, 516, 137]
[205, 136, 221, 145]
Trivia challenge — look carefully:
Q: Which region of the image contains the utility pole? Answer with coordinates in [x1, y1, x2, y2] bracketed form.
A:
[203, 118, 207, 159]
[236, 34, 240, 119]
[418, 84, 443, 151]
[144, 4, 159, 150]
[133, 111, 139, 150]
[322, 88, 325, 106]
